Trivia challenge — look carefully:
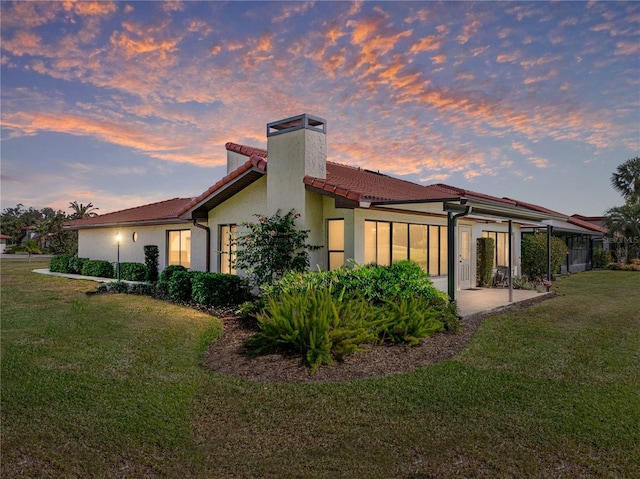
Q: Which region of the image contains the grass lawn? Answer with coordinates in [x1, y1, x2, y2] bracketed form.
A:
[1, 257, 639, 478]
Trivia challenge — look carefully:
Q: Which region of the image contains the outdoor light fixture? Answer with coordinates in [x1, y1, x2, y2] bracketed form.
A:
[115, 233, 122, 282]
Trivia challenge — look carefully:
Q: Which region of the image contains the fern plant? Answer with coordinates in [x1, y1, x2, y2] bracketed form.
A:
[375, 296, 445, 346]
[246, 288, 377, 374]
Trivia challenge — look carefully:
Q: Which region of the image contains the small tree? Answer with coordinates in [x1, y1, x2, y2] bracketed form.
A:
[232, 209, 321, 288]
[24, 239, 41, 262]
[521, 233, 568, 280]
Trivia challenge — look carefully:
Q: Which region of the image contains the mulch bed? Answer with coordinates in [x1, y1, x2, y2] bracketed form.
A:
[203, 294, 556, 383]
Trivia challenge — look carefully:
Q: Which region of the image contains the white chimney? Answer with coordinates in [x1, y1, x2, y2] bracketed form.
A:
[266, 114, 327, 216]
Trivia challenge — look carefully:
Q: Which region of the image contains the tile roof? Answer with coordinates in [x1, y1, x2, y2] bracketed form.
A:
[64, 197, 193, 229]
[567, 215, 608, 233]
[225, 142, 267, 158]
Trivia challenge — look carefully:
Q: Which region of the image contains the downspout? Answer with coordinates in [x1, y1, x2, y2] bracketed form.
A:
[446, 202, 473, 304]
[192, 219, 211, 272]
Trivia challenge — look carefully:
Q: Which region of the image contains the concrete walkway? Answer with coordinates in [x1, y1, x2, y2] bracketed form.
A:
[32, 269, 133, 283]
[456, 288, 553, 319]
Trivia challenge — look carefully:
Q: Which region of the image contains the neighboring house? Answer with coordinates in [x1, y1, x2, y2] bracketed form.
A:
[518, 201, 608, 274]
[0, 234, 12, 253]
[66, 114, 585, 300]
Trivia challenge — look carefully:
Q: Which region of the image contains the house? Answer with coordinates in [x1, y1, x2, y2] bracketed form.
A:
[0, 234, 12, 253]
[67, 114, 587, 301]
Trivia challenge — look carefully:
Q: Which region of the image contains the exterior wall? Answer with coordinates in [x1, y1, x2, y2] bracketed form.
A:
[77, 222, 207, 273]
[208, 177, 267, 273]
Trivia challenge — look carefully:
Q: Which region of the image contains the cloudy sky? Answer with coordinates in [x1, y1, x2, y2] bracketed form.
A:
[1, 1, 638, 217]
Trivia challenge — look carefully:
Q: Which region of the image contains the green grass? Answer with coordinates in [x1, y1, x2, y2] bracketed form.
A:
[2, 259, 639, 478]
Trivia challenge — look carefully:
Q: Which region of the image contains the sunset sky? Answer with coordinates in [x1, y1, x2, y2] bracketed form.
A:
[1, 1, 638, 217]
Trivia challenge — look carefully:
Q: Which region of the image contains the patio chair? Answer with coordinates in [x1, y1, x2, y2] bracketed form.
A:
[493, 266, 509, 288]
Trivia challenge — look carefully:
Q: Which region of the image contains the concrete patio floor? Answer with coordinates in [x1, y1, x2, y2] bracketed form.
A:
[456, 287, 553, 319]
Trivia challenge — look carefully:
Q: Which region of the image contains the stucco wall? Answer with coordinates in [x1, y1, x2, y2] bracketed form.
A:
[208, 177, 268, 273]
[77, 222, 207, 273]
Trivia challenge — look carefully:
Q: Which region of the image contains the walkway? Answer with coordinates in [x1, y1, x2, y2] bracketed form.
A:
[456, 287, 553, 319]
[32, 269, 135, 284]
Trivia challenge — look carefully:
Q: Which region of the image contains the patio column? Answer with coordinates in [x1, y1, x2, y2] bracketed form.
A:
[508, 220, 513, 302]
[547, 225, 553, 281]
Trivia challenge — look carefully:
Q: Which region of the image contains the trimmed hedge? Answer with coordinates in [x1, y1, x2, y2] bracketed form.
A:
[144, 245, 159, 282]
[120, 262, 148, 281]
[168, 270, 194, 302]
[49, 255, 88, 274]
[50, 255, 73, 273]
[159, 265, 187, 285]
[191, 272, 251, 306]
[82, 260, 115, 279]
[476, 237, 495, 287]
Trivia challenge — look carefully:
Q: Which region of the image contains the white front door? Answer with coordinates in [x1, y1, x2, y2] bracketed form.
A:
[458, 225, 472, 290]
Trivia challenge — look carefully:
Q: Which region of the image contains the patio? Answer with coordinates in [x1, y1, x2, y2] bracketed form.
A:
[456, 287, 554, 319]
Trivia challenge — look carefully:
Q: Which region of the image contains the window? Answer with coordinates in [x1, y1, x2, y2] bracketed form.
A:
[168, 230, 191, 268]
[482, 231, 509, 267]
[327, 219, 345, 270]
[220, 224, 237, 274]
[364, 221, 448, 275]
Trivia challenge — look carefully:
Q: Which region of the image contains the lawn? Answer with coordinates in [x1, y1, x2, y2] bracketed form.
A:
[1, 257, 639, 478]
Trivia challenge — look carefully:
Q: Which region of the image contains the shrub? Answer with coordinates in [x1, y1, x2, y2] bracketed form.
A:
[476, 237, 495, 287]
[81, 260, 114, 278]
[246, 288, 377, 374]
[593, 247, 613, 268]
[128, 282, 157, 296]
[168, 270, 194, 302]
[120, 262, 148, 281]
[144, 245, 159, 282]
[232, 209, 321, 287]
[68, 256, 88, 275]
[159, 264, 187, 285]
[191, 272, 251, 306]
[521, 234, 568, 280]
[50, 255, 73, 273]
[374, 296, 445, 346]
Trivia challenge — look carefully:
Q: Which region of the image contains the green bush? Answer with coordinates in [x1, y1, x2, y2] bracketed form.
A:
[50, 255, 73, 273]
[81, 260, 114, 278]
[476, 237, 495, 287]
[264, 260, 448, 305]
[375, 296, 445, 346]
[119, 262, 148, 281]
[68, 256, 88, 274]
[191, 272, 251, 306]
[593, 247, 613, 268]
[144, 245, 159, 282]
[168, 270, 194, 302]
[159, 265, 187, 285]
[128, 282, 157, 296]
[521, 234, 568, 280]
[246, 288, 377, 374]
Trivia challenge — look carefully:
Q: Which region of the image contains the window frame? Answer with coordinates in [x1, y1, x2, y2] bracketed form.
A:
[167, 229, 191, 268]
[327, 218, 345, 271]
[219, 224, 237, 274]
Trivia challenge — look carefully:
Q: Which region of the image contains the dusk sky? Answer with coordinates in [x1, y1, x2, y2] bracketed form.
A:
[1, 1, 638, 217]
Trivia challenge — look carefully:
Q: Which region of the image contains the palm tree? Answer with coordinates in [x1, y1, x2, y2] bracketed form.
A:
[611, 157, 640, 204]
[603, 202, 640, 261]
[69, 201, 99, 220]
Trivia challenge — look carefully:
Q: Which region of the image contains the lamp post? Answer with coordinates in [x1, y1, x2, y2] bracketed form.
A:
[116, 233, 122, 282]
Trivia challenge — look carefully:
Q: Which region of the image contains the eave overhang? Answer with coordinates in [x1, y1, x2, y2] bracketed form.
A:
[180, 167, 265, 220]
[63, 218, 189, 230]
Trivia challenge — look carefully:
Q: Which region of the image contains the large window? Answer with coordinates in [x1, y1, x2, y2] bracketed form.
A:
[168, 230, 191, 268]
[219, 224, 237, 274]
[482, 231, 509, 267]
[327, 219, 345, 270]
[364, 220, 447, 275]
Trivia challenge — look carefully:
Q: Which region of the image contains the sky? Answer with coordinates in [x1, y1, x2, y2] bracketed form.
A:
[1, 1, 639, 218]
